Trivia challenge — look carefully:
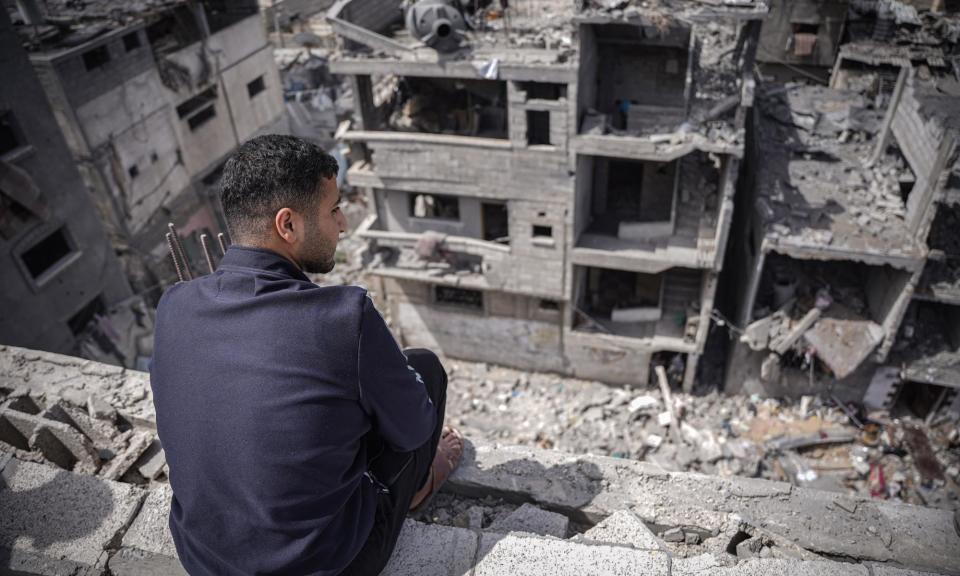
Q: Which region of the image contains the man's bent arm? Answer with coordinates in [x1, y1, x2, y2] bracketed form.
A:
[357, 296, 436, 452]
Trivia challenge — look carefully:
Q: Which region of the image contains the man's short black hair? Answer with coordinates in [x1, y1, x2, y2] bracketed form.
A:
[220, 134, 339, 238]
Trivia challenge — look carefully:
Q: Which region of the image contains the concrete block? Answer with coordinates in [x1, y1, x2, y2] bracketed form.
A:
[135, 441, 166, 480]
[0, 459, 144, 574]
[380, 520, 477, 576]
[474, 532, 670, 576]
[706, 559, 869, 575]
[583, 510, 664, 551]
[112, 484, 186, 576]
[0, 408, 100, 472]
[489, 503, 569, 538]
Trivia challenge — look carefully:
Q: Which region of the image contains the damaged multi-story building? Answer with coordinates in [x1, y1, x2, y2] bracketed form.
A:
[329, 0, 768, 388]
[5, 0, 286, 300]
[724, 2, 960, 407]
[0, 7, 132, 359]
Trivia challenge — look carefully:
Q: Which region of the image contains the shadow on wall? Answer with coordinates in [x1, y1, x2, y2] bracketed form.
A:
[0, 460, 115, 571]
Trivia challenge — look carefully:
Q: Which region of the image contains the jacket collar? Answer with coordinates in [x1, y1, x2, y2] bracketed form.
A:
[218, 245, 310, 282]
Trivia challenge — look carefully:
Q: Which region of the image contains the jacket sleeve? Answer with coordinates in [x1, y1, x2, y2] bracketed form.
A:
[357, 295, 436, 452]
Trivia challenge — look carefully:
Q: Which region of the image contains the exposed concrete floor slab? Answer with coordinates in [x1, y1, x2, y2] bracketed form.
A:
[0, 459, 144, 574]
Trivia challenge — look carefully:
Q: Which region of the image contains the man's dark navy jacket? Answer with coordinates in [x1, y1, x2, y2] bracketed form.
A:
[149, 246, 436, 575]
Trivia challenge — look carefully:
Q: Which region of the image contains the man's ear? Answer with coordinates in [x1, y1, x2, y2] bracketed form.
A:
[274, 207, 299, 245]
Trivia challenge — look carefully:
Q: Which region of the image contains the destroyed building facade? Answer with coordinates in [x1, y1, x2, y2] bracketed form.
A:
[723, 3, 960, 404]
[329, 0, 767, 388]
[0, 7, 132, 358]
[6, 0, 287, 302]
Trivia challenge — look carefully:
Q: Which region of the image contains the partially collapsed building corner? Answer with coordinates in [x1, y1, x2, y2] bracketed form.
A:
[724, 2, 960, 409]
[329, 0, 768, 390]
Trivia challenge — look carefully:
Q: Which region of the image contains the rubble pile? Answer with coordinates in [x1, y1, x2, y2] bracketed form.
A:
[0, 386, 166, 486]
[441, 359, 960, 510]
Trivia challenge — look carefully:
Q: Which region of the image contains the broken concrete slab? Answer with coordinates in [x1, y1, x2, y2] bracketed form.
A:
[772, 308, 821, 355]
[446, 442, 960, 575]
[135, 441, 166, 480]
[582, 510, 664, 551]
[0, 345, 156, 426]
[0, 459, 144, 575]
[489, 502, 569, 538]
[111, 484, 186, 576]
[804, 316, 884, 380]
[474, 532, 670, 576]
[380, 520, 478, 576]
[0, 407, 100, 473]
[102, 431, 152, 480]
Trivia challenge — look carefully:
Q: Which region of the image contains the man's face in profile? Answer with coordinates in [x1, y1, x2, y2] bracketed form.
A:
[298, 176, 346, 274]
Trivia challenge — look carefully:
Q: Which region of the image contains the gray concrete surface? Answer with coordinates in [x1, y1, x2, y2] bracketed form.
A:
[0, 459, 144, 575]
[582, 509, 664, 551]
[474, 532, 671, 576]
[489, 502, 569, 538]
[381, 519, 478, 576]
[447, 442, 960, 575]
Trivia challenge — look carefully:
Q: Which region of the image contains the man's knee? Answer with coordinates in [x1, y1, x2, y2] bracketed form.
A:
[404, 348, 446, 400]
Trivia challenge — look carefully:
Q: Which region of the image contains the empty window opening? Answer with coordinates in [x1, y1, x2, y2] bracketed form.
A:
[791, 23, 819, 57]
[527, 110, 551, 146]
[202, 0, 259, 34]
[128, 165, 139, 179]
[247, 76, 266, 99]
[435, 285, 484, 310]
[0, 111, 23, 156]
[382, 77, 508, 139]
[539, 299, 560, 311]
[409, 193, 460, 220]
[123, 31, 142, 52]
[176, 86, 218, 119]
[532, 225, 553, 238]
[587, 158, 676, 237]
[481, 202, 509, 244]
[21, 227, 74, 280]
[67, 295, 106, 336]
[82, 45, 111, 71]
[187, 105, 216, 131]
[521, 82, 566, 100]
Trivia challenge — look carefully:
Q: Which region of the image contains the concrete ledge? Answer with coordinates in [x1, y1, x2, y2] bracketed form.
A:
[446, 442, 960, 575]
[0, 345, 156, 427]
[0, 459, 144, 576]
[474, 532, 671, 576]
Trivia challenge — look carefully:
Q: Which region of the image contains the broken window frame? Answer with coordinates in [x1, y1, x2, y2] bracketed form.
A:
[15, 225, 82, 289]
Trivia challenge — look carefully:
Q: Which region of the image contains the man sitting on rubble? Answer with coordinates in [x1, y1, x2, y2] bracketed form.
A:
[149, 134, 464, 575]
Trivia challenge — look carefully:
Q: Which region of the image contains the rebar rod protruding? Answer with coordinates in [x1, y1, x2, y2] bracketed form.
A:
[217, 232, 228, 256]
[167, 222, 193, 280]
[200, 233, 216, 274]
[166, 232, 185, 283]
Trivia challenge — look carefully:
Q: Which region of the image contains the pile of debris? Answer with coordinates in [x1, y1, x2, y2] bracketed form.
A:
[0, 387, 165, 486]
[441, 359, 960, 511]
